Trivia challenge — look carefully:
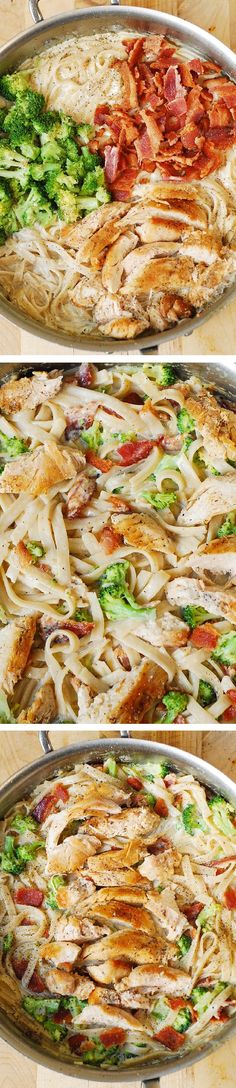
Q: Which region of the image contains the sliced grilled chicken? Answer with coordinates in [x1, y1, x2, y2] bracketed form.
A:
[166, 575, 236, 623]
[190, 538, 236, 581]
[178, 474, 236, 526]
[117, 964, 190, 996]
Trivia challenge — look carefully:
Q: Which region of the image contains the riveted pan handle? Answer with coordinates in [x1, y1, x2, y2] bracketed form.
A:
[29, 0, 120, 21]
[39, 728, 131, 752]
[141, 1080, 160, 1086]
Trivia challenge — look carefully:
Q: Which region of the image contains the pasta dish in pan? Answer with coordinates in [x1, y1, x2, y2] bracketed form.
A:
[0, 363, 236, 724]
[0, 756, 236, 1069]
[0, 32, 235, 339]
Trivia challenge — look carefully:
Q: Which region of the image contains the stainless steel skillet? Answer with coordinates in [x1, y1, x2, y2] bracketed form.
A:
[0, 732, 236, 1083]
[0, 1, 235, 352]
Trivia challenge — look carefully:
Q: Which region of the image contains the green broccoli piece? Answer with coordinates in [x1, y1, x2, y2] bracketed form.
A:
[103, 756, 118, 777]
[0, 431, 28, 457]
[20, 140, 40, 162]
[177, 408, 195, 434]
[152, 998, 169, 1021]
[62, 997, 87, 1016]
[10, 812, 38, 833]
[212, 631, 236, 667]
[0, 692, 15, 723]
[143, 364, 176, 387]
[44, 1020, 68, 1043]
[217, 512, 236, 538]
[77, 122, 94, 144]
[25, 540, 45, 561]
[79, 1037, 121, 1066]
[173, 1007, 192, 1033]
[0, 146, 30, 189]
[177, 933, 192, 957]
[3, 89, 44, 148]
[22, 995, 60, 1022]
[55, 187, 79, 223]
[0, 180, 13, 222]
[161, 691, 188, 724]
[208, 795, 236, 837]
[142, 490, 177, 510]
[182, 803, 206, 836]
[15, 186, 55, 229]
[81, 145, 100, 170]
[0, 72, 31, 100]
[2, 931, 13, 954]
[0, 834, 44, 875]
[80, 420, 103, 451]
[182, 434, 193, 453]
[182, 605, 216, 629]
[191, 982, 226, 1016]
[98, 560, 155, 623]
[40, 137, 65, 164]
[197, 902, 219, 931]
[33, 110, 62, 135]
[46, 875, 65, 910]
[73, 607, 91, 623]
[198, 680, 216, 708]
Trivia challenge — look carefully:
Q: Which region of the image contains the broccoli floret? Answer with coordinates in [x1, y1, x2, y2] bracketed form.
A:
[0, 431, 28, 457]
[44, 1020, 68, 1043]
[177, 408, 195, 434]
[173, 1007, 192, 1033]
[15, 185, 55, 228]
[182, 434, 193, 453]
[0, 834, 44, 874]
[208, 795, 236, 837]
[104, 756, 118, 777]
[81, 145, 100, 170]
[2, 931, 13, 954]
[217, 512, 236, 538]
[152, 998, 169, 1021]
[182, 803, 206, 836]
[212, 631, 236, 667]
[80, 420, 103, 451]
[191, 982, 226, 1016]
[142, 490, 177, 510]
[177, 933, 192, 957]
[33, 109, 62, 135]
[161, 691, 188, 724]
[22, 995, 60, 1022]
[77, 122, 94, 144]
[25, 540, 45, 560]
[55, 187, 79, 223]
[79, 1037, 121, 1066]
[0, 692, 15, 723]
[62, 997, 87, 1016]
[143, 364, 176, 387]
[182, 605, 216, 629]
[20, 140, 40, 162]
[73, 607, 91, 623]
[197, 902, 219, 931]
[98, 560, 155, 622]
[0, 146, 30, 188]
[3, 89, 44, 148]
[0, 72, 30, 100]
[10, 812, 38, 833]
[46, 874, 65, 910]
[40, 137, 65, 164]
[0, 179, 12, 221]
[198, 680, 216, 708]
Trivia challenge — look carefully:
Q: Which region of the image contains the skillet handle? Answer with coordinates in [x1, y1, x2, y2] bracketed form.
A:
[141, 1080, 160, 1086]
[39, 730, 53, 753]
[29, 0, 43, 21]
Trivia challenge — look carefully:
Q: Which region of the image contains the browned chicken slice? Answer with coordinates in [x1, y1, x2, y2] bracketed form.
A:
[183, 389, 236, 463]
[0, 370, 62, 415]
[87, 840, 145, 872]
[89, 806, 159, 843]
[57, 876, 95, 909]
[64, 473, 96, 518]
[166, 576, 236, 624]
[178, 474, 236, 526]
[84, 867, 148, 889]
[0, 440, 84, 498]
[0, 616, 36, 696]
[101, 230, 138, 293]
[39, 942, 80, 967]
[191, 538, 236, 580]
[78, 1001, 150, 1034]
[139, 846, 181, 884]
[145, 888, 186, 941]
[180, 230, 221, 265]
[89, 901, 157, 936]
[117, 964, 190, 996]
[86, 887, 149, 910]
[46, 969, 94, 998]
[78, 660, 167, 724]
[111, 511, 174, 555]
[46, 836, 97, 876]
[18, 678, 57, 723]
[61, 202, 128, 249]
[130, 613, 189, 650]
[136, 218, 188, 244]
[54, 915, 108, 943]
[121, 256, 194, 296]
[87, 960, 130, 985]
[81, 929, 167, 965]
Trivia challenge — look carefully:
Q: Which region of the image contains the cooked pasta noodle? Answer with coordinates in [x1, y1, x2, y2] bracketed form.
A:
[0, 363, 236, 724]
[0, 755, 236, 1069]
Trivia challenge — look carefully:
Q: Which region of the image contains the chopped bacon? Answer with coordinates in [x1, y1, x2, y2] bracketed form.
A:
[117, 60, 138, 109]
[32, 782, 69, 823]
[86, 451, 114, 473]
[140, 109, 162, 154]
[76, 362, 96, 388]
[127, 38, 144, 68]
[224, 887, 236, 910]
[68, 1034, 86, 1053]
[117, 439, 154, 465]
[12, 955, 28, 979]
[155, 798, 169, 818]
[100, 1028, 127, 1047]
[109, 494, 132, 513]
[148, 837, 171, 855]
[183, 901, 203, 924]
[39, 616, 94, 642]
[169, 997, 196, 1021]
[14, 887, 43, 907]
[164, 65, 185, 102]
[190, 623, 219, 650]
[222, 705, 236, 723]
[209, 100, 232, 126]
[155, 1026, 184, 1051]
[54, 783, 69, 804]
[104, 145, 121, 184]
[116, 646, 131, 670]
[53, 1009, 72, 1024]
[181, 122, 203, 149]
[99, 525, 122, 554]
[127, 776, 142, 791]
[226, 689, 236, 706]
